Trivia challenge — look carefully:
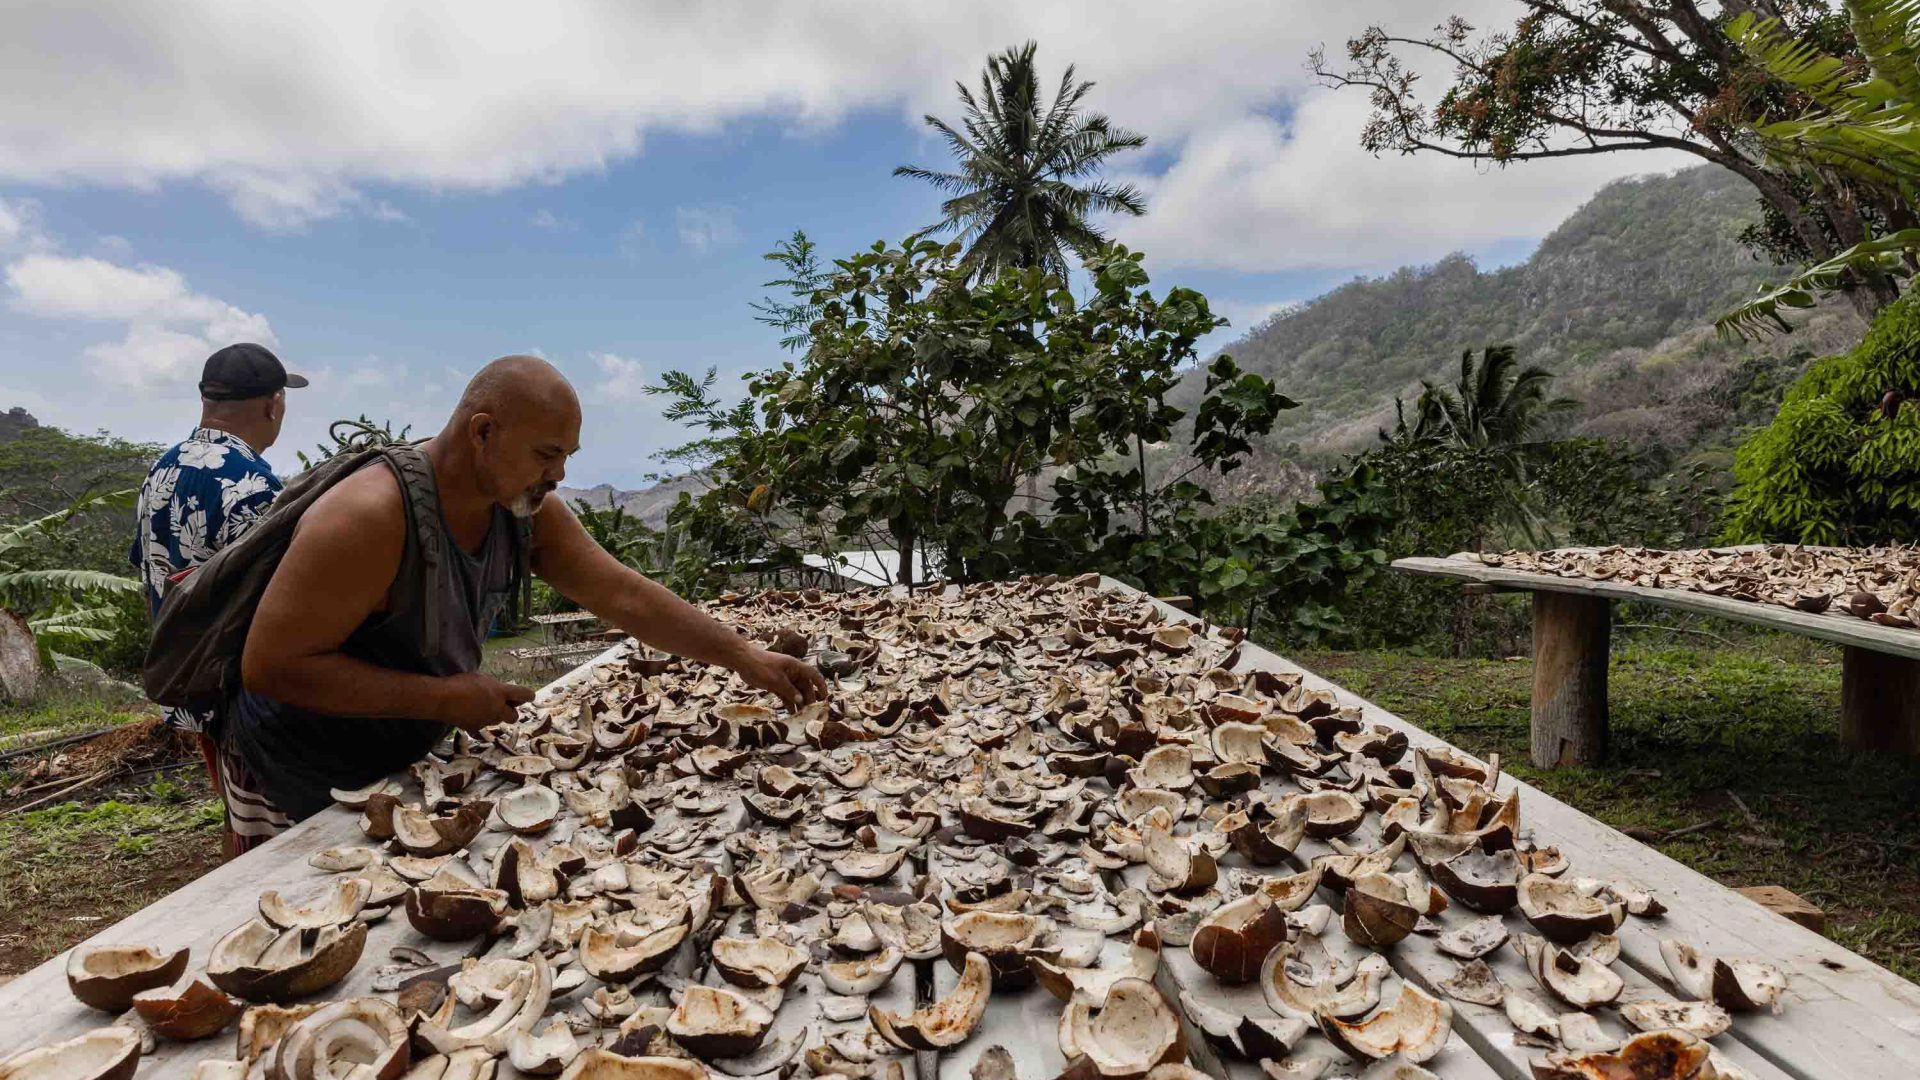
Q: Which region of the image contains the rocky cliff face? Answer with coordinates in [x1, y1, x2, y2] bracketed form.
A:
[0, 408, 40, 443]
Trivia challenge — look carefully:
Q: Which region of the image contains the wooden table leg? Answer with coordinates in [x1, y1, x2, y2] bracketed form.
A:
[1531, 592, 1610, 768]
[1840, 646, 1920, 753]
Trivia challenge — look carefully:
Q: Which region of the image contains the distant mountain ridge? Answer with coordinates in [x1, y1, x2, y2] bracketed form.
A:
[556, 472, 708, 528]
[1191, 165, 1863, 486]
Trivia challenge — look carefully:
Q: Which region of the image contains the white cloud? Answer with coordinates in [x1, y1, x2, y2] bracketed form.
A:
[530, 208, 574, 230]
[676, 206, 740, 256]
[4, 253, 275, 385]
[591, 352, 648, 404]
[0, 0, 1662, 267]
[1113, 92, 1693, 272]
[0, 196, 48, 253]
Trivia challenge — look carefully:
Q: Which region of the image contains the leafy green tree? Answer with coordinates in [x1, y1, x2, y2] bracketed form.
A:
[1313, 2, 1908, 319]
[1725, 289, 1920, 542]
[1719, 2, 1920, 335]
[650, 238, 1284, 595]
[749, 231, 830, 353]
[896, 42, 1146, 281]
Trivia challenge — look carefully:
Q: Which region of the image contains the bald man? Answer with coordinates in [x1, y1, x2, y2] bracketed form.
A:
[221, 356, 827, 849]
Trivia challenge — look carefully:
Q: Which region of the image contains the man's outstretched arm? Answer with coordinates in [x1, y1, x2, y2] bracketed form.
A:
[528, 495, 828, 709]
[241, 472, 532, 728]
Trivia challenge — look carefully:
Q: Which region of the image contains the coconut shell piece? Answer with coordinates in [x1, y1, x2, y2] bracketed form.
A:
[65, 944, 190, 1012]
[206, 919, 367, 1003]
[1056, 977, 1186, 1080]
[871, 950, 991, 1051]
[1531, 1029, 1711, 1080]
[1658, 939, 1787, 1014]
[666, 985, 776, 1060]
[131, 974, 243, 1040]
[1516, 935, 1622, 1010]
[1437, 959, 1505, 1007]
[1318, 982, 1452, 1064]
[1516, 874, 1625, 944]
[0, 1028, 141, 1080]
[1190, 892, 1291, 984]
[942, 911, 1046, 988]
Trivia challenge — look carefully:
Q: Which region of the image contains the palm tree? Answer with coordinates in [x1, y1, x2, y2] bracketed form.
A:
[1412, 345, 1576, 460]
[1719, 0, 1920, 336]
[895, 42, 1147, 281]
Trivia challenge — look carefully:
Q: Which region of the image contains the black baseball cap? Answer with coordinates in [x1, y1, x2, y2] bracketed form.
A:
[199, 343, 309, 401]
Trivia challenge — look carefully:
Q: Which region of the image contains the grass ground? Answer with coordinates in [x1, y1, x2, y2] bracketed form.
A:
[0, 688, 156, 746]
[1300, 630, 1920, 984]
[0, 765, 223, 977]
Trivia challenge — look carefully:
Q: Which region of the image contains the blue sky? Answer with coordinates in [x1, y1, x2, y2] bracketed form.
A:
[0, 2, 1688, 488]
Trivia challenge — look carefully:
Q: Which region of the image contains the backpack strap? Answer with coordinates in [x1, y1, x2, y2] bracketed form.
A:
[378, 444, 444, 660]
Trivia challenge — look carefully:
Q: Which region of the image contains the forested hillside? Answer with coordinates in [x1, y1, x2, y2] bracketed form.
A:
[1198, 166, 1864, 483]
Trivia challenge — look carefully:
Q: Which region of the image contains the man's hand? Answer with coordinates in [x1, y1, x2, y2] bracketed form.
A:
[735, 648, 830, 711]
[435, 671, 537, 730]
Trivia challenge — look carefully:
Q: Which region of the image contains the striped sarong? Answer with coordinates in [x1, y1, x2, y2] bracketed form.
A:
[213, 725, 293, 858]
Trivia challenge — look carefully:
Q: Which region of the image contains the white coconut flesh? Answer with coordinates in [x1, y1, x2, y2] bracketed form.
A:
[946, 912, 1042, 953]
[1258, 1057, 1331, 1080]
[0, 1027, 141, 1080]
[871, 951, 991, 1050]
[272, 998, 409, 1080]
[1659, 939, 1788, 1012]
[1519, 935, 1624, 1008]
[1061, 977, 1181, 1076]
[497, 786, 563, 832]
[1260, 866, 1322, 911]
[668, 986, 775, 1050]
[1210, 722, 1269, 764]
[832, 849, 906, 881]
[1128, 745, 1194, 790]
[508, 1019, 579, 1076]
[821, 947, 903, 994]
[1321, 983, 1452, 1063]
[259, 877, 371, 930]
[712, 936, 809, 988]
[1619, 998, 1732, 1039]
[69, 944, 180, 982]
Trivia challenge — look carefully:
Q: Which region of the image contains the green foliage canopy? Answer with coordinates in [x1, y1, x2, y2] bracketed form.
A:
[1726, 289, 1920, 542]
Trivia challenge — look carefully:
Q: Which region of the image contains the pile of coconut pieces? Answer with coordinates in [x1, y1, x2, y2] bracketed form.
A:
[1472, 543, 1920, 628]
[11, 575, 1789, 1080]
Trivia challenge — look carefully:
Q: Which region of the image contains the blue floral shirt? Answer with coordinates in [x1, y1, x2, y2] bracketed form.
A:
[129, 427, 282, 732]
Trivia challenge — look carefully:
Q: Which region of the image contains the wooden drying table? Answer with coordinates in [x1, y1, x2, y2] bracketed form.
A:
[1394, 553, 1920, 763]
[4, 582, 1919, 1080]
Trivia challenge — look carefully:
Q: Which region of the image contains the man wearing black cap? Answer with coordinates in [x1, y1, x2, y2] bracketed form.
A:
[129, 343, 307, 847]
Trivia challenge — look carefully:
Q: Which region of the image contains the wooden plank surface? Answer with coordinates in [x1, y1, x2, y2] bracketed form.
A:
[1392, 555, 1920, 660]
[1121, 582, 1920, 1080]
[8, 579, 1919, 1080]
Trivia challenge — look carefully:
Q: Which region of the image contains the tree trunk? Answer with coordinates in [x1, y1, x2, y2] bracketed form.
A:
[890, 520, 915, 586]
[1732, 158, 1898, 321]
[1530, 592, 1610, 768]
[1839, 647, 1920, 754]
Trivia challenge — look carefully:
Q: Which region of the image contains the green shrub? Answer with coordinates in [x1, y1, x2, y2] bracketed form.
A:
[1726, 292, 1920, 544]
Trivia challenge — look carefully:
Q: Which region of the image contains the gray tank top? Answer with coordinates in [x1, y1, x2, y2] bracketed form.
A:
[224, 464, 519, 819]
